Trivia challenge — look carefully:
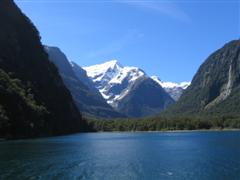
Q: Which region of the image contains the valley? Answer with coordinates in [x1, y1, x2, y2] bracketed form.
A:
[0, 0, 239, 138]
[0, 1, 239, 179]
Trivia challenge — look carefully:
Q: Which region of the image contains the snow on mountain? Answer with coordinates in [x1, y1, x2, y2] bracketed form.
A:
[83, 60, 123, 88]
[151, 76, 190, 100]
[84, 60, 190, 109]
[151, 76, 190, 89]
[109, 66, 145, 84]
[83, 60, 146, 106]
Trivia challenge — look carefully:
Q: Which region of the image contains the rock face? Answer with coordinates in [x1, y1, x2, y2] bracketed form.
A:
[71, 61, 101, 97]
[115, 77, 175, 117]
[151, 76, 190, 101]
[84, 60, 174, 117]
[0, 0, 87, 139]
[45, 47, 124, 118]
[166, 40, 240, 115]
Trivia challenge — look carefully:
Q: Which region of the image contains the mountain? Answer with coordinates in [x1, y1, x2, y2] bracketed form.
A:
[0, 0, 87, 139]
[83, 60, 174, 117]
[71, 61, 102, 97]
[151, 76, 190, 100]
[115, 77, 175, 117]
[83, 60, 145, 105]
[165, 40, 240, 115]
[45, 47, 123, 118]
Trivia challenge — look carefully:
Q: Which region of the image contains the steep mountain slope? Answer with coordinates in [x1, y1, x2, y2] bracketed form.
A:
[166, 40, 240, 115]
[84, 60, 174, 117]
[116, 77, 175, 117]
[71, 61, 102, 97]
[151, 76, 190, 100]
[0, 0, 86, 139]
[45, 47, 123, 118]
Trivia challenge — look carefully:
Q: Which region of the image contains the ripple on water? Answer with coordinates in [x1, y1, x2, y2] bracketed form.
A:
[0, 131, 240, 179]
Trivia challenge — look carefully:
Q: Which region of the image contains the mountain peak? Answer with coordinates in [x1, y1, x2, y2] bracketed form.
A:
[83, 59, 123, 80]
[101, 59, 123, 70]
[105, 59, 120, 66]
[93, 59, 122, 69]
[84, 60, 147, 105]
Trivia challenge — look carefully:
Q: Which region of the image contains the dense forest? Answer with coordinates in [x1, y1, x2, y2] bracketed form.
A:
[87, 115, 240, 132]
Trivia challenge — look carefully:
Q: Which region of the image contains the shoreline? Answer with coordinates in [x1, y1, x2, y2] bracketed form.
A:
[95, 128, 240, 133]
[1, 129, 239, 141]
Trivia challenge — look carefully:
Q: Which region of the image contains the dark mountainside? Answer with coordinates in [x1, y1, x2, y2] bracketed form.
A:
[45, 46, 124, 118]
[71, 61, 102, 97]
[165, 40, 240, 116]
[0, 0, 87, 139]
[116, 77, 175, 117]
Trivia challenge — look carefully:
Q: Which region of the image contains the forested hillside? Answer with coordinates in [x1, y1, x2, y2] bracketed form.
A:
[0, 0, 87, 139]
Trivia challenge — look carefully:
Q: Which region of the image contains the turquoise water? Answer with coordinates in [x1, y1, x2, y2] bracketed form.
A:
[0, 131, 240, 179]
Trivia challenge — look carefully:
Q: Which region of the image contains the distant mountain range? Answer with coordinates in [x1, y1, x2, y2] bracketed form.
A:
[44, 42, 240, 119]
[43, 47, 190, 118]
[83, 60, 183, 117]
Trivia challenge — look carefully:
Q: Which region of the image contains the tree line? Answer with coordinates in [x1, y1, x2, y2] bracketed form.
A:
[87, 115, 240, 132]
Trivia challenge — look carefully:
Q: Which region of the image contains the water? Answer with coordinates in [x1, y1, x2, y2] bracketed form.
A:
[0, 131, 240, 180]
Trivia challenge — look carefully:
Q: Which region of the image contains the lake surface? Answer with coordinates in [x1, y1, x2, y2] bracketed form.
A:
[0, 131, 240, 180]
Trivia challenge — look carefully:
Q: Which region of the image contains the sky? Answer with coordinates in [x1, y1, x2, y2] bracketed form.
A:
[15, 0, 239, 83]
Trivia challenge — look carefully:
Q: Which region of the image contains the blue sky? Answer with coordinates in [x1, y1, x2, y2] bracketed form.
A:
[15, 0, 239, 83]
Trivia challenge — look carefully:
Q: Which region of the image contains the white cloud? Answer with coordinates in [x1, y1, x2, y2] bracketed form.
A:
[118, 0, 191, 23]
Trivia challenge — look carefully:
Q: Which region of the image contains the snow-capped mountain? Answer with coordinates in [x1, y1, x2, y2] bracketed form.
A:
[83, 60, 146, 106]
[151, 76, 190, 101]
[83, 60, 175, 117]
[83, 60, 123, 89]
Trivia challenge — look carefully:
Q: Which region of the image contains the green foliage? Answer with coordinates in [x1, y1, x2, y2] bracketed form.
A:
[0, 69, 49, 138]
[88, 115, 240, 132]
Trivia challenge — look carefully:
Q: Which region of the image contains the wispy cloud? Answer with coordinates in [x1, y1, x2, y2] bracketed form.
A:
[85, 30, 143, 58]
[117, 0, 191, 23]
[17, 0, 190, 22]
